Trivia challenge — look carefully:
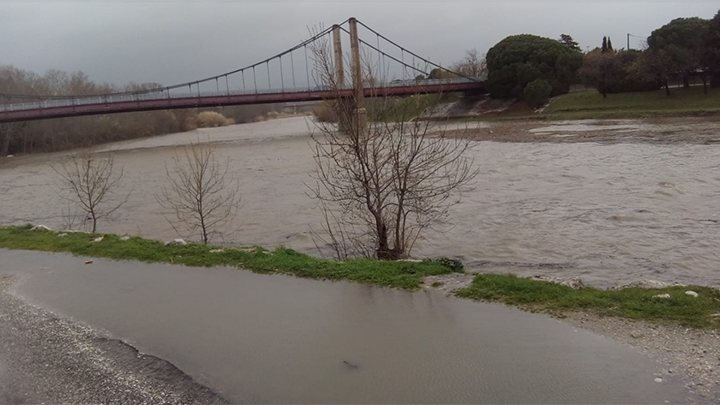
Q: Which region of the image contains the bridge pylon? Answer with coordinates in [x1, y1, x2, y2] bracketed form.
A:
[349, 17, 367, 136]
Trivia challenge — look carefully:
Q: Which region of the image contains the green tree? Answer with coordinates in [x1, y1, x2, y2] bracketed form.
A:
[559, 34, 581, 52]
[485, 34, 582, 98]
[647, 17, 710, 93]
[523, 79, 552, 108]
[708, 10, 720, 88]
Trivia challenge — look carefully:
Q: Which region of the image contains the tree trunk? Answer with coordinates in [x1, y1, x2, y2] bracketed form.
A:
[376, 222, 392, 260]
[702, 75, 708, 95]
[0, 126, 11, 156]
[683, 72, 690, 88]
[664, 80, 671, 96]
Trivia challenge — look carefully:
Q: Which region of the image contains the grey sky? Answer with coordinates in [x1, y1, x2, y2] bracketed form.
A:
[1, 1, 718, 88]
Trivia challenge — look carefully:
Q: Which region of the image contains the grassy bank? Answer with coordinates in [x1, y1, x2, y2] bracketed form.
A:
[466, 86, 720, 121]
[457, 274, 720, 329]
[544, 86, 720, 120]
[0, 225, 457, 290]
[2, 225, 718, 328]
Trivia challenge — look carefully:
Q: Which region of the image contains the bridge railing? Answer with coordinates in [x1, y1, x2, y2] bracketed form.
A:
[0, 78, 478, 113]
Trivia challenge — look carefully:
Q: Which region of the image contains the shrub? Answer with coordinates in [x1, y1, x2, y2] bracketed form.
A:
[312, 102, 338, 123]
[423, 257, 464, 272]
[523, 79, 552, 109]
[196, 111, 230, 128]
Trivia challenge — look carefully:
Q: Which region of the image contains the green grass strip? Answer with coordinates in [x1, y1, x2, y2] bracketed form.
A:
[457, 274, 720, 329]
[0, 225, 457, 290]
[2, 225, 718, 328]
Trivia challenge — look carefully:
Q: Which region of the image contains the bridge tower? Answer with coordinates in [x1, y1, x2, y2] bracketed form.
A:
[332, 25, 345, 87]
[348, 17, 367, 135]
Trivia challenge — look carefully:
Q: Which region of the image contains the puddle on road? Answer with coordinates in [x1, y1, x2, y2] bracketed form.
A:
[0, 250, 693, 404]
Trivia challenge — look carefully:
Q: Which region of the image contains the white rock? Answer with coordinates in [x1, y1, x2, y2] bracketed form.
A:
[209, 249, 225, 253]
[57, 233, 68, 237]
[120, 236, 131, 241]
[90, 236, 104, 243]
[165, 238, 187, 246]
[654, 377, 663, 383]
[611, 279, 686, 290]
[30, 225, 52, 232]
[685, 291, 699, 298]
[530, 275, 585, 289]
[653, 293, 671, 299]
[6, 155, 14, 158]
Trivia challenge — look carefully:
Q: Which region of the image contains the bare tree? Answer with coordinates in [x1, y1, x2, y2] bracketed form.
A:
[157, 140, 240, 245]
[452, 48, 488, 79]
[53, 153, 127, 233]
[308, 33, 478, 260]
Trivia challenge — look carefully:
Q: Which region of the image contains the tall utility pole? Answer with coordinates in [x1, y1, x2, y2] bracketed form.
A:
[627, 33, 630, 51]
[332, 25, 344, 88]
[349, 17, 366, 135]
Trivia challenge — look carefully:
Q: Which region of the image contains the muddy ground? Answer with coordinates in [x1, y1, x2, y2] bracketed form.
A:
[445, 117, 720, 145]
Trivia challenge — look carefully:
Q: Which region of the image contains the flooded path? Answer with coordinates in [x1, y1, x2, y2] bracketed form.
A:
[0, 250, 694, 403]
[1, 117, 720, 288]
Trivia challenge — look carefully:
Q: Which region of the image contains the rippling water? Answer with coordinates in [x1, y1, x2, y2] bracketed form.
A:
[1, 117, 719, 287]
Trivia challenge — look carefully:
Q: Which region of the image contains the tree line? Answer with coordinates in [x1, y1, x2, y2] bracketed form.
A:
[0, 65, 292, 156]
[480, 9, 720, 107]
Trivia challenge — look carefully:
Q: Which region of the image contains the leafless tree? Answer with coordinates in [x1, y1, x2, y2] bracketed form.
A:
[156, 139, 240, 245]
[307, 33, 478, 260]
[53, 153, 127, 233]
[452, 48, 488, 79]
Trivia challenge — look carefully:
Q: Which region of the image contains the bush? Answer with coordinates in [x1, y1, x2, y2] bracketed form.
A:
[196, 111, 232, 128]
[312, 102, 338, 123]
[523, 79, 552, 109]
[423, 257, 464, 272]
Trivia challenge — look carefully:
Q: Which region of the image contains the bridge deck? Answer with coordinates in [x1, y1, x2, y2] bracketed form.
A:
[0, 81, 485, 123]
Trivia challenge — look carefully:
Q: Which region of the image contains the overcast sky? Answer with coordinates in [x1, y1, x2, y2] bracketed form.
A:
[1, 1, 718, 88]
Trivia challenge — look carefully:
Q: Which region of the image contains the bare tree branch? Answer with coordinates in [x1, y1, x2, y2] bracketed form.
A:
[307, 34, 478, 260]
[156, 137, 241, 244]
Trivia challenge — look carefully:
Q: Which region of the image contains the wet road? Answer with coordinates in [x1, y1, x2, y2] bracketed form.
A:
[0, 249, 695, 403]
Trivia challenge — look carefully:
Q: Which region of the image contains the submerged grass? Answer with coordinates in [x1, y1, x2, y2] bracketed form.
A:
[2, 225, 718, 328]
[457, 274, 720, 329]
[0, 225, 457, 290]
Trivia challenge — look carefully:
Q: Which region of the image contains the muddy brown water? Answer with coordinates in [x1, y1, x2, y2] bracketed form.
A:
[1, 117, 719, 288]
[0, 250, 694, 403]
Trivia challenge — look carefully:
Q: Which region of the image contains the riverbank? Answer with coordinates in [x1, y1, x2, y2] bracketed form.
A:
[447, 86, 720, 121]
[2, 225, 718, 330]
[0, 225, 458, 290]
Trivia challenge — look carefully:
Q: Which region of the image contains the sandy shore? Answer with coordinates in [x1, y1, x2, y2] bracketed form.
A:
[0, 275, 226, 405]
[445, 117, 720, 145]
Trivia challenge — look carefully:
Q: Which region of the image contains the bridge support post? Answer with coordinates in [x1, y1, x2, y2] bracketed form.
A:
[349, 17, 367, 136]
[332, 25, 345, 88]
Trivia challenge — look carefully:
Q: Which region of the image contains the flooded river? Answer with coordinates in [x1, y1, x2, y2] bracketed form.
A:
[1, 117, 719, 288]
[0, 250, 692, 403]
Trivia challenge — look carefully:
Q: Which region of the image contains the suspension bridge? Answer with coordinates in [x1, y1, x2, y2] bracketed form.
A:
[0, 18, 485, 124]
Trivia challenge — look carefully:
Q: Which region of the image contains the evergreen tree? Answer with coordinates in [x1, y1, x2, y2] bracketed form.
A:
[559, 34, 581, 52]
[601, 36, 608, 53]
[608, 37, 613, 51]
